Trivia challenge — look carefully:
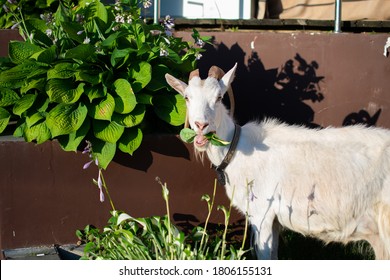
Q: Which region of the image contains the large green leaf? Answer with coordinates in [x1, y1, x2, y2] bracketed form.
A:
[0, 107, 11, 134]
[0, 61, 42, 89]
[93, 120, 125, 143]
[24, 120, 52, 144]
[46, 103, 88, 137]
[75, 69, 102, 85]
[30, 45, 57, 64]
[87, 93, 115, 121]
[13, 121, 26, 138]
[8, 41, 42, 64]
[166, 47, 183, 64]
[47, 63, 77, 80]
[13, 94, 37, 116]
[90, 138, 116, 170]
[85, 85, 107, 102]
[64, 44, 96, 61]
[110, 47, 135, 68]
[0, 88, 20, 106]
[129, 61, 152, 93]
[46, 79, 85, 104]
[85, 0, 108, 23]
[20, 78, 46, 94]
[101, 31, 126, 48]
[113, 78, 136, 114]
[26, 112, 45, 128]
[112, 104, 145, 127]
[118, 128, 143, 155]
[57, 118, 90, 152]
[153, 93, 186, 126]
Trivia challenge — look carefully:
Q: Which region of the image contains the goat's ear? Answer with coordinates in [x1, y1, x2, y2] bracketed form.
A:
[165, 74, 188, 96]
[220, 63, 237, 90]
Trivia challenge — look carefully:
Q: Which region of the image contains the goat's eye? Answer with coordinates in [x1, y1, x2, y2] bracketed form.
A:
[216, 95, 223, 102]
[184, 95, 189, 101]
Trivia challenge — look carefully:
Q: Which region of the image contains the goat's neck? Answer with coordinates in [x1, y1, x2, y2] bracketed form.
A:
[206, 108, 236, 167]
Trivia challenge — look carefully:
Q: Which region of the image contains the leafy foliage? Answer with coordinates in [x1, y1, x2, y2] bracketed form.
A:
[76, 179, 251, 260]
[0, 0, 209, 169]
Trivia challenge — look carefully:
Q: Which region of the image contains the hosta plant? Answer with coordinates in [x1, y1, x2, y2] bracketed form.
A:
[0, 0, 209, 169]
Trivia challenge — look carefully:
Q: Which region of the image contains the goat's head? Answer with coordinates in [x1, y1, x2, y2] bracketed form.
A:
[165, 63, 237, 151]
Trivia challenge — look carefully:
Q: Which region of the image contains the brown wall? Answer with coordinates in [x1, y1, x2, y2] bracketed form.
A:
[0, 136, 232, 252]
[0, 30, 390, 253]
[178, 31, 390, 129]
[0, 29, 21, 57]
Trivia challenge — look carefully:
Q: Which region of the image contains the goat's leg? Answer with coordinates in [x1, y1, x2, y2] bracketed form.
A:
[377, 203, 390, 259]
[251, 214, 279, 260]
[365, 234, 389, 260]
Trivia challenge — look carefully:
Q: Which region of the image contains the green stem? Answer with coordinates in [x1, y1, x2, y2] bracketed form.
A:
[200, 179, 217, 251]
[100, 171, 116, 211]
[240, 180, 251, 253]
[220, 185, 235, 259]
[17, 10, 30, 43]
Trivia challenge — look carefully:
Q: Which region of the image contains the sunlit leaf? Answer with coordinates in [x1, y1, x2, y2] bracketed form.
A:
[46, 103, 88, 137]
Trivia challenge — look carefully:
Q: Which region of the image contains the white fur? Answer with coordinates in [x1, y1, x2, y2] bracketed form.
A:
[165, 64, 390, 259]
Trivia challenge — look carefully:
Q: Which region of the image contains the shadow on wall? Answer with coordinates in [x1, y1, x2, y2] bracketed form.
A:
[197, 40, 381, 128]
[113, 39, 383, 171]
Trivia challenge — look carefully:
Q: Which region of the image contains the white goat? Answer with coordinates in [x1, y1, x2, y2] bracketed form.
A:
[165, 63, 390, 260]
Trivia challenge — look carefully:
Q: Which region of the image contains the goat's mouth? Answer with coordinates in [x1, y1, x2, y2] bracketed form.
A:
[194, 131, 215, 149]
[194, 134, 209, 148]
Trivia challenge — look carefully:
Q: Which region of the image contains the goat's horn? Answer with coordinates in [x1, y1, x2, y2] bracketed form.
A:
[208, 66, 225, 80]
[189, 69, 200, 81]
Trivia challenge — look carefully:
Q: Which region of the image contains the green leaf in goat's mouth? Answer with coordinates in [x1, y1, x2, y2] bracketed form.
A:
[179, 128, 230, 146]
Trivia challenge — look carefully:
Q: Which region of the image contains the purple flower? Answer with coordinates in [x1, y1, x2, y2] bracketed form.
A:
[83, 160, 93, 170]
[97, 170, 104, 202]
[82, 140, 99, 169]
[163, 15, 174, 36]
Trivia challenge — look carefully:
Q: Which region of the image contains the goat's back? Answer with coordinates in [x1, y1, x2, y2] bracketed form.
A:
[225, 119, 390, 244]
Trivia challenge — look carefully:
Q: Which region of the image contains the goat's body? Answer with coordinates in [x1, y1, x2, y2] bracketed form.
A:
[211, 117, 390, 259]
[165, 63, 390, 259]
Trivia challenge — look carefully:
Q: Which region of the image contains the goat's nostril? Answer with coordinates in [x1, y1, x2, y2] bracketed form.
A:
[195, 121, 209, 131]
